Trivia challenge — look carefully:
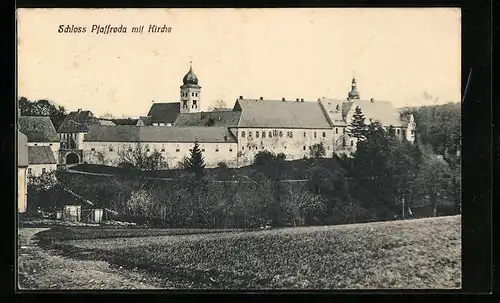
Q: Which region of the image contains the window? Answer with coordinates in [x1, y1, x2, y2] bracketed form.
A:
[224, 136, 228, 142]
[343, 128, 346, 134]
[161, 148, 165, 152]
[215, 145, 219, 152]
[109, 147, 114, 152]
[128, 148, 133, 152]
[262, 132, 266, 138]
[411, 130, 415, 135]
[34, 144, 38, 146]
[146, 149, 150, 152]
[193, 100, 197, 105]
[269, 131, 272, 138]
[195, 92, 198, 97]
[351, 141, 354, 146]
[273, 130, 278, 136]
[396, 129, 400, 134]
[91, 148, 95, 151]
[335, 128, 338, 134]
[342, 139, 346, 147]
[192, 92, 194, 97]
[42, 168, 46, 174]
[189, 149, 193, 152]
[229, 148, 233, 152]
[202, 148, 206, 152]
[327, 145, 330, 150]
[284, 146, 287, 150]
[255, 146, 258, 150]
[322, 132, 326, 138]
[241, 131, 245, 138]
[28, 168, 32, 175]
[49, 143, 53, 146]
[176, 145, 180, 152]
[256, 131, 259, 138]
[303, 146, 306, 150]
[279, 131, 283, 137]
[248, 131, 252, 138]
[242, 146, 245, 150]
[261, 146, 264, 149]
[304, 132, 306, 137]
[314, 132, 317, 138]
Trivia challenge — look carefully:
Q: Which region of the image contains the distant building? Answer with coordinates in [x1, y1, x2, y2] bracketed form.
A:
[79, 66, 416, 168]
[232, 97, 334, 166]
[18, 131, 28, 213]
[57, 109, 101, 164]
[146, 103, 180, 126]
[83, 125, 238, 168]
[27, 145, 58, 176]
[18, 116, 60, 163]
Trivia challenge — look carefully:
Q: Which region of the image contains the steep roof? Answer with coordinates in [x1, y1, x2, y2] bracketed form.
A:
[147, 103, 181, 124]
[318, 98, 349, 126]
[233, 99, 331, 129]
[58, 110, 100, 133]
[319, 98, 405, 127]
[28, 146, 57, 165]
[351, 99, 405, 127]
[85, 125, 237, 143]
[18, 131, 29, 167]
[174, 111, 241, 127]
[98, 119, 116, 126]
[18, 116, 59, 142]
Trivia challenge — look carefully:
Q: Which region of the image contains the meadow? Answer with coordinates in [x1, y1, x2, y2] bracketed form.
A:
[36, 215, 461, 289]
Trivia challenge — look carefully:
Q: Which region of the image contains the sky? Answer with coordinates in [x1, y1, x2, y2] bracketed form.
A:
[17, 8, 461, 117]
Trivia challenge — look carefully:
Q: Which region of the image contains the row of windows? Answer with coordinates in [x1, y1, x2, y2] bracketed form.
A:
[240, 145, 334, 151]
[240, 130, 328, 139]
[90, 146, 234, 153]
[181, 92, 199, 98]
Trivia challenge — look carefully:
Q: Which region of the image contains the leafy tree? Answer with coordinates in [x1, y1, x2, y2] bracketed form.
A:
[310, 143, 326, 158]
[348, 106, 367, 141]
[117, 144, 167, 171]
[186, 141, 206, 178]
[415, 154, 453, 217]
[18, 97, 67, 130]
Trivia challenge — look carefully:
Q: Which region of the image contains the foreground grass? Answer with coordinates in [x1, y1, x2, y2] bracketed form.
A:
[37, 216, 461, 289]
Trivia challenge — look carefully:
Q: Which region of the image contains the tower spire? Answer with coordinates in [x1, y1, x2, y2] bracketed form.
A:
[347, 76, 360, 100]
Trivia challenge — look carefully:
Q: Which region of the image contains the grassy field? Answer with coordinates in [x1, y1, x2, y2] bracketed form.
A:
[36, 215, 461, 289]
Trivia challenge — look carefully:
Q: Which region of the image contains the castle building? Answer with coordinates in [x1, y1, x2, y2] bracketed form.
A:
[81, 66, 415, 168]
[18, 116, 60, 176]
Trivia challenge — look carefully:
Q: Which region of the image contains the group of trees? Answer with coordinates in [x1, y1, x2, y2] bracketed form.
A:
[25, 102, 460, 228]
[18, 97, 68, 130]
[346, 106, 460, 219]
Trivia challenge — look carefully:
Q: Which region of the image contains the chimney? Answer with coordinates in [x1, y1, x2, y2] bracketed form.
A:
[259, 97, 263, 100]
[77, 108, 82, 113]
[282, 97, 286, 101]
[239, 96, 243, 100]
[370, 98, 374, 103]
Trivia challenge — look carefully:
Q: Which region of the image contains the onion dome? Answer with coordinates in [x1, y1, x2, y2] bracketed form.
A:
[182, 63, 199, 85]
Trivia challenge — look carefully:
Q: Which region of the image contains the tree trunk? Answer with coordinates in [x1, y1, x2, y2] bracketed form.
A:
[431, 193, 438, 217]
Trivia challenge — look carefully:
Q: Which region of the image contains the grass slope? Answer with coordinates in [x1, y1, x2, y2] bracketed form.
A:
[37, 215, 461, 289]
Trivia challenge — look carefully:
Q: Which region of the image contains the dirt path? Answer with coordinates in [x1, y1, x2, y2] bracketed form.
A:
[17, 228, 160, 290]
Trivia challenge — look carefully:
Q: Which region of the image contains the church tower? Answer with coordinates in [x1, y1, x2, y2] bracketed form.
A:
[180, 62, 202, 113]
[347, 77, 360, 100]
